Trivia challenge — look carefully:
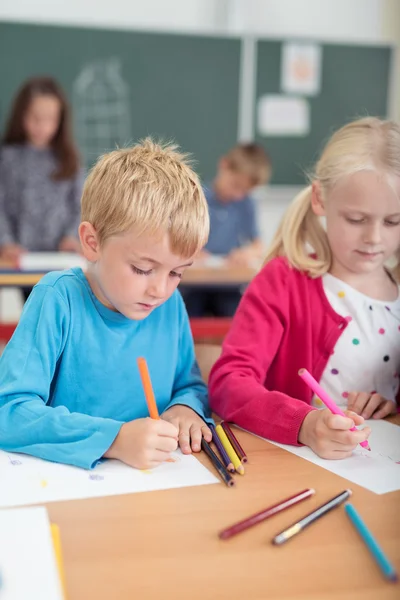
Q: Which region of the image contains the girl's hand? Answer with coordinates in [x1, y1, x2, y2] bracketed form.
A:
[162, 405, 212, 454]
[347, 392, 397, 420]
[0, 243, 26, 263]
[298, 408, 370, 459]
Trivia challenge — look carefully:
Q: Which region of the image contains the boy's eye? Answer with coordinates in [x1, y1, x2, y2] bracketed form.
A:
[170, 271, 182, 279]
[385, 219, 400, 226]
[132, 265, 152, 276]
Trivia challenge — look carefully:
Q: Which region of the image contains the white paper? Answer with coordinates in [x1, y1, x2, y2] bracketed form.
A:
[0, 506, 63, 600]
[281, 42, 322, 95]
[270, 420, 400, 495]
[257, 94, 310, 136]
[0, 450, 218, 508]
[19, 252, 87, 271]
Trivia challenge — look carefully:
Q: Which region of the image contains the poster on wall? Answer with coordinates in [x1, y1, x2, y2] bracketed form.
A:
[281, 42, 322, 96]
[257, 94, 310, 136]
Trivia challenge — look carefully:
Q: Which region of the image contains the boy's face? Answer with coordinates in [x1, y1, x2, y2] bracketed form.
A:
[215, 159, 255, 202]
[81, 226, 194, 320]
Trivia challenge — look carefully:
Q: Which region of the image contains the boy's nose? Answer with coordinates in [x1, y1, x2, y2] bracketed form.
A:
[147, 278, 168, 299]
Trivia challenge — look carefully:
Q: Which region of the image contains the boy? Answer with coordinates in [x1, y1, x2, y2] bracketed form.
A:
[183, 143, 271, 317]
[0, 139, 213, 470]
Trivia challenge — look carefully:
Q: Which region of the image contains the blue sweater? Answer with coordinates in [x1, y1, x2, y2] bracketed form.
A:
[0, 268, 211, 469]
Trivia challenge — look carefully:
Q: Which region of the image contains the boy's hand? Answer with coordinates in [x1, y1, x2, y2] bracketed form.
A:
[58, 236, 82, 253]
[298, 409, 371, 460]
[227, 247, 255, 266]
[161, 405, 212, 454]
[347, 392, 397, 420]
[103, 418, 178, 469]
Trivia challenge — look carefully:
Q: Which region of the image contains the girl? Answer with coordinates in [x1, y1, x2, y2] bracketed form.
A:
[0, 77, 84, 262]
[209, 117, 400, 460]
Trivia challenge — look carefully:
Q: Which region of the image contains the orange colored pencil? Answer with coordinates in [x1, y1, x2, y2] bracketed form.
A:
[137, 357, 159, 419]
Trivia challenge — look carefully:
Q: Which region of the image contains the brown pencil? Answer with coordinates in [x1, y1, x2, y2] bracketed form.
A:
[221, 421, 248, 463]
[201, 439, 235, 488]
[219, 489, 315, 539]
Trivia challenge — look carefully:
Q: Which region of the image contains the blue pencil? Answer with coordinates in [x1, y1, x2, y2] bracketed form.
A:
[345, 503, 398, 582]
[210, 424, 235, 473]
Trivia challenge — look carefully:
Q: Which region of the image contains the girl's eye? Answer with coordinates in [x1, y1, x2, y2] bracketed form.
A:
[170, 271, 182, 279]
[131, 265, 152, 276]
[385, 219, 400, 226]
[346, 217, 364, 224]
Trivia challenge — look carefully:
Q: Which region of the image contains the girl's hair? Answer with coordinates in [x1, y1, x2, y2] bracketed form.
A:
[264, 117, 400, 282]
[2, 76, 80, 180]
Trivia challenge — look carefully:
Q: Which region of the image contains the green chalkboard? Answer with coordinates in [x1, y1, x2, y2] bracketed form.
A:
[255, 41, 392, 184]
[0, 22, 241, 181]
[0, 22, 392, 185]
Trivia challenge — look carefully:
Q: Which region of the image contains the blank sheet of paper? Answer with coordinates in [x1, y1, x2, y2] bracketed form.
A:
[0, 450, 218, 508]
[0, 506, 63, 600]
[270, 419, 400, 494]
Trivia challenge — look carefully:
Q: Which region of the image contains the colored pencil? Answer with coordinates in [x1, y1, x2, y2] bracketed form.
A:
[137, 357, 159, 419]
[298, 368, 370, 450]
[345, 503, 398, 582]
[219, 488, 315, 540]
[272, 489, 352, 545]
[201, 439, 235, 487]
[210, 424, 235, 473]
[215, 424, 245, 475]
[221, 421, 248, 463]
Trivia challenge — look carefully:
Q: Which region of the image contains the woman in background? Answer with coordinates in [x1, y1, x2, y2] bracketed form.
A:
[0, 76, 84, 263]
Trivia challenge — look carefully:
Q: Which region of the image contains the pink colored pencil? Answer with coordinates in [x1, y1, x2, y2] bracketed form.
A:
[298, 368, 370, 450]
[219, 488, 315, 540]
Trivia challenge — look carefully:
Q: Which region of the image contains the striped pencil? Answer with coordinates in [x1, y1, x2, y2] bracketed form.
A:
[215, 424, 244, 475]
[210, 424, 235, 473]
[221, 421, 248, 463]
[201, 439, 235, 488]
[219, 489, 315, 540]
[272, 489, 352, 545]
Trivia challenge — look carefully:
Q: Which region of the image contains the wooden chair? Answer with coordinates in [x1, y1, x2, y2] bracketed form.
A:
[194, 343, 222, 384]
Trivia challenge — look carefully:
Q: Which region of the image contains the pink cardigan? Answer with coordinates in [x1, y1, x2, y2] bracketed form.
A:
[209, 257, 350, 445]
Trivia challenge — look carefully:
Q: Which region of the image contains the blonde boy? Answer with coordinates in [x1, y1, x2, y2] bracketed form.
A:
[0, 139, 213, 470]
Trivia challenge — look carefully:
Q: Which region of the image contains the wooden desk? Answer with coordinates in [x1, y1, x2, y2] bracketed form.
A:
[0, 263, 257, 288]
[44, 420, 399, 600]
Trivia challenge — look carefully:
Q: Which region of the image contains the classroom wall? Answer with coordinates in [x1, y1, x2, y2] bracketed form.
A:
[0, 0, 399, 321]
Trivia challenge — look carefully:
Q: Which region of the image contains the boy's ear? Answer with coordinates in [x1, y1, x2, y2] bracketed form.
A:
[218, 157, 229, 171]
[310, 181, 325, 217]
[79, 222, 101, 262]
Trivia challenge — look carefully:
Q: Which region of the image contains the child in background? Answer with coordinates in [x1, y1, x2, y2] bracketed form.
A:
[0, 76, 84, 262]
[184, 143, 271, 317]
[209, 117, 400, 460]
[0, 139, 212, 470]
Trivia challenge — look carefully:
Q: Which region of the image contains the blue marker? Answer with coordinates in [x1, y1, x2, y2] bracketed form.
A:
[345, 503, 398, 582]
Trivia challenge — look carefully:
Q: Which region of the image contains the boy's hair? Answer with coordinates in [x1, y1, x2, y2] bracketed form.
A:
[3, 76, 80, 180]
[81, 138, 209, 258]
[264, 117, 400, 281]
[224, 143, 271, 186]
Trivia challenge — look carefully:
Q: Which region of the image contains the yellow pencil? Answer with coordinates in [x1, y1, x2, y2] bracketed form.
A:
[215, 424, 244, 475]
[51, 523, 67, 598]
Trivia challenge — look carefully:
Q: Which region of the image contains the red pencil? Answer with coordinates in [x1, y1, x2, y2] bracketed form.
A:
[221, 421, 248, 463]
[219, 489, 315, 540]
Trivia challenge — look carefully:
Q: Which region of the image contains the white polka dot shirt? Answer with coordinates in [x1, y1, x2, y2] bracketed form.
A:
[314, 273, 400, 409]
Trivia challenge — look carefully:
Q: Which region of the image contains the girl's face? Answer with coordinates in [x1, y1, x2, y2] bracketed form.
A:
[23, 94, 61, 148]
[312, 170, 400, 278]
